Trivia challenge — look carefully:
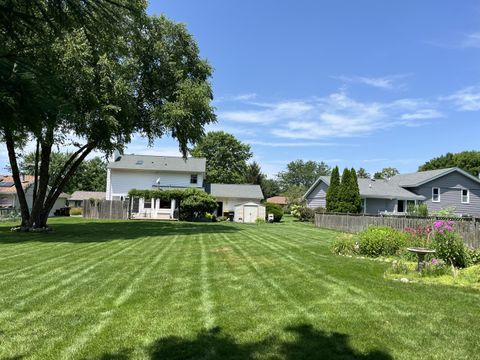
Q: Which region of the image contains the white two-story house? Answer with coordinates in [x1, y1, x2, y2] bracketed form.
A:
[106, 153, 264, 221]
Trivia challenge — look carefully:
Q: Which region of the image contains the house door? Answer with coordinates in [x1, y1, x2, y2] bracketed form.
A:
[397, 200, 405, 213]
[244, 206, 258, 223]
[217, 202, 223, 216]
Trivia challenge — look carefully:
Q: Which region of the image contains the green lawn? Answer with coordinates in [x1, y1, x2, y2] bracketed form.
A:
[0, 217, 479, 359]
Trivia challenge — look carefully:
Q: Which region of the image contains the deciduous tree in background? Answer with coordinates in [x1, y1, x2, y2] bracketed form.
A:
[356, 167, 370, 179]
[277, 160, 331, 191]
[373, 167, 400, 179]
[1, 1, 215, 230]
[191, 131, 252, 184]
[419, 151, 480, 177]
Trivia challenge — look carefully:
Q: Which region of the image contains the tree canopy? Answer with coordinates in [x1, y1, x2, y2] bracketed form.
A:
[356, 167, 370, 179]
[21, 152, 107, 193]
[419, 151, 480, 177]
[245, 161, 264, 185]
[373, 167, 400, 179]
[1, 1, 216, 229]
[191, 131, 252, 184]
[277, 160, 331, 191]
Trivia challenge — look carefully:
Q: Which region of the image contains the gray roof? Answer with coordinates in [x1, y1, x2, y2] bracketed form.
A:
[108, 154, 206, 173]
[306, 176, 425, 201]
[390, 167, 480, 187]
[69, 191, 106, 201]
[206, 184, 264, 200]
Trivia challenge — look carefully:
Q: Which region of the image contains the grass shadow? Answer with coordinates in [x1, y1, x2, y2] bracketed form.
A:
[93, 324, 391, 360]
[0, 219, 244, 244]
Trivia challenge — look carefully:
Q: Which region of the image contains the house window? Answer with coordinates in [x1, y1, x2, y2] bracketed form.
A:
[160, 199, 172, 209]
[144, 198, 152, 209]
[432, 187, 440, 202]
[190, 174, 198, 184]
[461, 189, 470, 204]
[397, 200, 405, 213]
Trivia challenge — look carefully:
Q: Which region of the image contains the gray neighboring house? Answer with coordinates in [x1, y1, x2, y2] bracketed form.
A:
[304, 167, 480, 217]
[69, 191, 106, 207]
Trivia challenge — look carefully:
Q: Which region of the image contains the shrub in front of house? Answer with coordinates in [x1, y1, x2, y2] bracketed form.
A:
[431, 220, 470, 268]
[265, 203, 283, 222]
[179, 188, 218, 221]
[358, 226, 409, 257]
[331, 234, 358, 256]
[406, 203, 429, 217]
[69, 207, 83, 215]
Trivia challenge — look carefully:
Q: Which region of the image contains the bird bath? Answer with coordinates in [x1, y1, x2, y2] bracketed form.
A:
[407, 247, 436, 272]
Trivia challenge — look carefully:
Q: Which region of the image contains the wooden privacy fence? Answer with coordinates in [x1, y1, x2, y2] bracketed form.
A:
[83, 200, 129, 220]
[314, 213, 480, 249]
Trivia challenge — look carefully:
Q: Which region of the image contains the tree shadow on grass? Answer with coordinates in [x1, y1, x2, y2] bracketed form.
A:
[93, 324, 392, 360]
[0, 220, 243, 244]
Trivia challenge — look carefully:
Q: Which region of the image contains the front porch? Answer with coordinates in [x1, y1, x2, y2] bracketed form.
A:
[130, 197, 178, 220]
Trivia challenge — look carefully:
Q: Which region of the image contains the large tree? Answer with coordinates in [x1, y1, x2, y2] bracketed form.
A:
[1, 2, 215, 230]
[245, 161, 264, 185]
[277, 160, 331, 191]
[356, 167, 370, 179]
[261, 178, 281, 199]
[419, 151, 480, 177]
[191, 131, 252, 184]
[21, 152, 107, 193]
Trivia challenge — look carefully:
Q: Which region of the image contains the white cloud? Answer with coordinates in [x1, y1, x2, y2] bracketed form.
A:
[214, 93, 257, 103]
[219, 101, 313, 124]
[335, 74, 407, 90]
[444, 86, 480, 111]
[400, 109, 444, 120]
[461, 32, 480, 48]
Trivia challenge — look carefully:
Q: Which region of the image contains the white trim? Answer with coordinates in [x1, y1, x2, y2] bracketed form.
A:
[461, 188, 470, 204]
[432, 187, 441, 202]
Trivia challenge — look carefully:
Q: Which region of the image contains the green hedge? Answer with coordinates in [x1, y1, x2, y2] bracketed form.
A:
[358, 226, 409, 257]
[265, 203, 283, 222]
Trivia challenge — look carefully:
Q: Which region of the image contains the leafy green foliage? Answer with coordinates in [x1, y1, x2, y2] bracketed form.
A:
[432, 207, 459, 217]
[419, 151, 480, 177]
[373, 167, 400, 179]
[336, 168, 361, 213]
[261, 178, 281, 199]
[358, 226, 409, 257]
[178, 189, 218, 221]
[331, 234, 358, 256]
[406, 203, 429, 217]
[432, 221, 470, 268]
[245, 161, 264, 185]
[326, 166, 340, 212]
[277, 160, 331, 191]
[356, 168, 370, 179]
[21, 152, 106, 193]
[265, 203, 284, 222]
[282, 185, 307, 205]
[69, 207, 83, 216]
[191, 131, 252, 184]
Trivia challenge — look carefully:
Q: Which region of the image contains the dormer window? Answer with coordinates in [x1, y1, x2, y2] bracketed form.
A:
[190, 174, 198, 184]
[432, 187, 440, 202]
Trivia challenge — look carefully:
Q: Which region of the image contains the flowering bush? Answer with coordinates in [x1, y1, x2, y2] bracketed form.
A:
[431, 220, 470, 268]
[358, 226, 409, 257]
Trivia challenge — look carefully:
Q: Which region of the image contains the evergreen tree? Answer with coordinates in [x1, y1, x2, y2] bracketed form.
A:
[337, 168, 352, 213]
[326, 166, 340, 212]
[350, 168, 362, 213]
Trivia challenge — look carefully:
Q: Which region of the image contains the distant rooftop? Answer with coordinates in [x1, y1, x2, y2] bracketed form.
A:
[108, 154, 206, 173]
[69, 191, 106, 201]
[206, 183, 264, 200]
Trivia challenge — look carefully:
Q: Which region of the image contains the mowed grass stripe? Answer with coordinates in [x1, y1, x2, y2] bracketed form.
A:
[0, 237, 148, 306]
[199, 235, 215, 330]
[59, 235, 179, 359]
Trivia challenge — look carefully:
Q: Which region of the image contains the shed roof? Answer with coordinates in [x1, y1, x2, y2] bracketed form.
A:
[107, 154, 206, 173]
[69, 191, 106, 201]
[206, 184, 264, 199]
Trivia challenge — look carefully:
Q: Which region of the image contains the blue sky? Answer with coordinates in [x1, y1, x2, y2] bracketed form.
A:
[2, 1, 480, 178]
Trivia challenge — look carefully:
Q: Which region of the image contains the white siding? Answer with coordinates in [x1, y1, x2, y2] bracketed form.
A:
[216, 197, 261, 213]
[13, 187, 67, 216]
[108, 169, 204, 199]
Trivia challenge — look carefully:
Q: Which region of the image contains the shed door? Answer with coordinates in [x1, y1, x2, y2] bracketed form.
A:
[244, 205, 258, 223]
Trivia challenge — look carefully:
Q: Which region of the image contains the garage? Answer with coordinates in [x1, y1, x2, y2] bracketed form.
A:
[233, 202, 266, 223]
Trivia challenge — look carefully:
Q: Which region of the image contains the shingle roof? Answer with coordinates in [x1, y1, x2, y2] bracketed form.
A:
[266, 196, 288, 205]
[107, 154, 206, 173]
[206, 184, 264, 199]
[307, 176, 425, 201]
[69, 191, 106, 201]
[390, 167, 480, 187]
[0, 175, 35, 194]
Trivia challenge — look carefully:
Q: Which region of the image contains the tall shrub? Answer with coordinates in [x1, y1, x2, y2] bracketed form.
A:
[431, 220, 470, 268]
[326, 166, 340, 212]
[337, 168, 352, 213]
[265, 203, 284, 222]
[350, 168, 362, 213]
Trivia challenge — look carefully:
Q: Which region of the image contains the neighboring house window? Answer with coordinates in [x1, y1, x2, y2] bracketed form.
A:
[144, 198, 152, 209]
[432, 187, 440, 202]
[397, 200, 405, 213]
[190, 174, 198, 184]
[160, 199, 172, 209]
[461, 189, 470, 204]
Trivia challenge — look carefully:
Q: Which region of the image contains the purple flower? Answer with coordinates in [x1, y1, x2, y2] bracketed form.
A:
[433, 220, 444, 229]
[431, 258, 439, 265]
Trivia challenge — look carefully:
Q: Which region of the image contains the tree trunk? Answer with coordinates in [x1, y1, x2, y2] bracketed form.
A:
[32, 139, 40, 208]
[5, 131, 30, 227]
